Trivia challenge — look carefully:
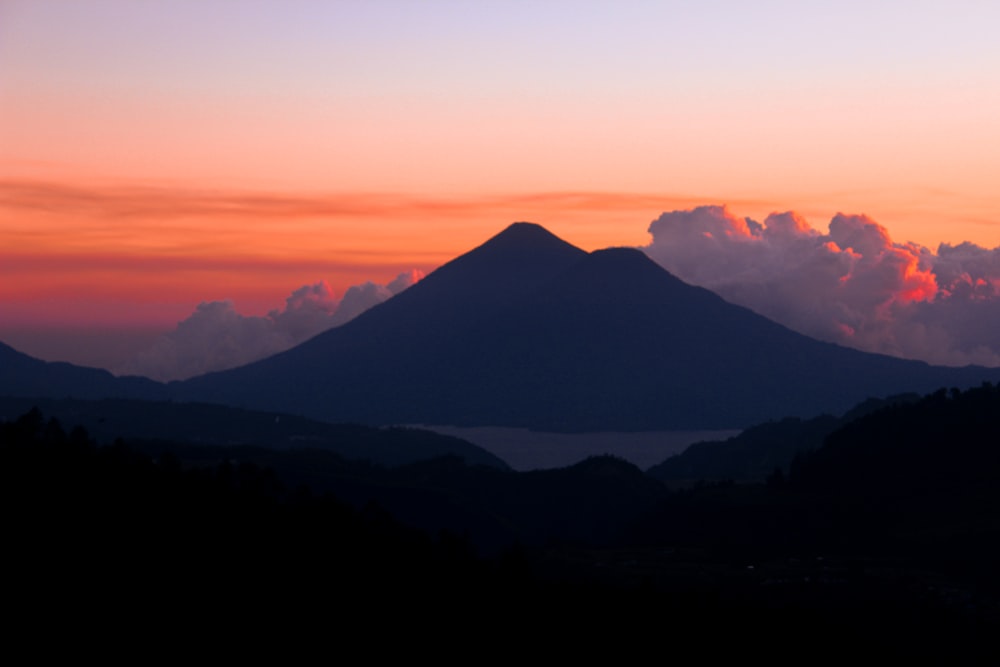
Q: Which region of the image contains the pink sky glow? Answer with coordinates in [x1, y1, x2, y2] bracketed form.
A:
[2, 2, 999, 371]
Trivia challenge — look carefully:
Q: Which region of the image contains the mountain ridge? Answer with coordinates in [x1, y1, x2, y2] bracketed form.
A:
[0, 340, 165, 402]
[172, 223, 1000, 430]
[4, 222, 998, 430]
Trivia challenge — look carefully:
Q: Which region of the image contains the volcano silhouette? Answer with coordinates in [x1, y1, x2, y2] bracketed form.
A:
[175, 223, 999, 430]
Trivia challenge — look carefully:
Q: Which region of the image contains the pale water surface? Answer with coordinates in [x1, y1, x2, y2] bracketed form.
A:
[415, 426, 741, 471]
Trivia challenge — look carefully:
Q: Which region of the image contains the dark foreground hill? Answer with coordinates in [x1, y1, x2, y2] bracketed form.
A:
[175, 222, 1000, 430]
[5, 393, 998, 658]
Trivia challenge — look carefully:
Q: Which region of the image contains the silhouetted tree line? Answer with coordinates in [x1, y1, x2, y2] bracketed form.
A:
[636, 385, 1000, 561]
[782, 383, 1000, 565]
[0, 407, 750, 648]
[0, 409, 520, 622]
[4, 403, 997, 656]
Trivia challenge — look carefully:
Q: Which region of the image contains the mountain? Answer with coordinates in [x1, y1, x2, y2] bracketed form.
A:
[175, 223, 1000, 430]
[0, 341, 165, 401]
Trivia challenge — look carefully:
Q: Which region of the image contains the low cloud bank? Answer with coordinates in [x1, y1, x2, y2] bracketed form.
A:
[121, 270, 423, 381]
[643, 205, 1000, 367]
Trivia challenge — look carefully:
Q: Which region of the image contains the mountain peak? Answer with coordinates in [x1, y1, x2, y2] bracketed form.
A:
[504, 221, 546, 232]
[462, 221, 585, 268]
[407, 222, 587, 301]
[483, 221, 575, 251]
[588, 246, 647, 261]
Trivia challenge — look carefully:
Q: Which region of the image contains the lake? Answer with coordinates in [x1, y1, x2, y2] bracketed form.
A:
[415, 425, 741, 471]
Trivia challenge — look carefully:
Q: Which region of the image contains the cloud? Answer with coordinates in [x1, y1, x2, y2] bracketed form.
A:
[0, 179, 776, 221]
[119, 270, 424, 381]
[386, 269, 423, 294]
[643, 206, 1000, 367]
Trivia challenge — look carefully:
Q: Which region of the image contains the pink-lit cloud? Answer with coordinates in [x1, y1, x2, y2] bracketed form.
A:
[643, 205, 1000, 367]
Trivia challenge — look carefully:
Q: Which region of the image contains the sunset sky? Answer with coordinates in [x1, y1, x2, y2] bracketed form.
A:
[2, 1, 999, 370]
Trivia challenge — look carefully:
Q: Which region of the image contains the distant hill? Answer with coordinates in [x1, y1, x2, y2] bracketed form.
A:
[790, 383, 1000, 505]
[174, 223, 1000, 430]
[0, 341, 165, 401]
[647, 415, 841, 484]
[646, 394, 923, 483]
[0, 396, 506, 469]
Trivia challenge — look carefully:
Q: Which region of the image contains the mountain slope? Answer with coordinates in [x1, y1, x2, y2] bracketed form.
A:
[0, 341, 165, 401]
[175, 223, 1000, 430]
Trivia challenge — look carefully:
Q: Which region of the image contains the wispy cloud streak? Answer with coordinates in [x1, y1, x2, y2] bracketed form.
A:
[0, 179, 775, 221]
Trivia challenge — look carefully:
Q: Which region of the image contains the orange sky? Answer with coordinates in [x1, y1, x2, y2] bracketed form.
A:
[2, 1, 999, 336]
[0, 181, 724, 324]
